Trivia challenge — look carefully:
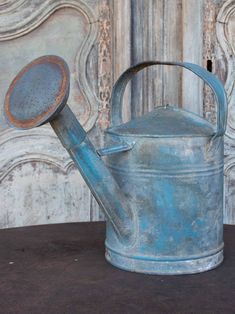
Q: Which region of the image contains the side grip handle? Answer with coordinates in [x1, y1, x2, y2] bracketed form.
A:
[97, 141, 135, 156]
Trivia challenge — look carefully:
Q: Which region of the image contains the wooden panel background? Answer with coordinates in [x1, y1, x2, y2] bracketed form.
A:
[0, 0, 234, 227]
[112, 0, 205, 120]
[214, 0, 235, 224]
[0, 0, 104, 228]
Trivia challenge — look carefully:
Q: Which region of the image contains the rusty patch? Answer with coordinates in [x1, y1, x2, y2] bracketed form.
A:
[4, 55, 70, 129]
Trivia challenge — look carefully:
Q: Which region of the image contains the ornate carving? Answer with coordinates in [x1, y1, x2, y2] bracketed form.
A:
[0, 127, 93, 228]
[224, 156, 235, 224]
[0, 128, 72, 182]
[0, 0, 98, 131]
[0, 1, 103, 226]
[97, 0, 112, 130]
[0, 0, 26, 13]
[216, 0, 235, 224]
[216, 0, 235, 139]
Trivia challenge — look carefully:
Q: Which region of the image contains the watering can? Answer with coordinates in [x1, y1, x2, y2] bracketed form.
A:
[4, 55, 227, 275]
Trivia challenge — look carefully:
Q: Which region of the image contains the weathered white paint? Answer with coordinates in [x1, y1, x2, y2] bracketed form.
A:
[163, 0, 183, 106]
[216, 0, 235, 224]
[0, 2, 99, 132]
[182, 0, 204, 115]
[0, 0, 103, 228]
[111, 0, 131, 123]
[0, 0, 235, 228]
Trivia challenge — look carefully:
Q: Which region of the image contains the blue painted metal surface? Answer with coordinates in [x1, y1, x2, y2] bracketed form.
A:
[4, 57, 228, 275]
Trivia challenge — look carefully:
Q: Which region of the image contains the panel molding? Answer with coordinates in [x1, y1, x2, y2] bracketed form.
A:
[0, 0, 99, 131]
[224, 155, 235, 224]
[0, 128, 73, 182]
[216, 0, 235, 224]
[0, 0, 26, 14]
[216, 0, 235, 139]
[0, 0, 97, 40]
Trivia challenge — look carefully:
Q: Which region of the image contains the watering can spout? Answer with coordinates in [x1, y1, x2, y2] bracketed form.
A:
[4, 55, 134, 242]
[50, 105, 134, 240]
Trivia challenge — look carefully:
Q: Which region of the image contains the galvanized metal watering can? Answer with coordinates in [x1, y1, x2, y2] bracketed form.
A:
[4, 56, 227, 275]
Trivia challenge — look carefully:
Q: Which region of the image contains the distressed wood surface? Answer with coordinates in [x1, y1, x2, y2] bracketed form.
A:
[182, 0, 203, 115]
[0, 0, 235, 227]
[0, 0, 105, 228]
[128, 0, 204, 117]
[216, 0, 235, 224]
[129, 0, 183, 119]
[111, 0, 131, 122]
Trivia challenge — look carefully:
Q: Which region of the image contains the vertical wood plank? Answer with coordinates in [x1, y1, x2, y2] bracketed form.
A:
[130, 0, 145, 118]
[163, 0, 183, 107]
[111, 0, 131, 123]
[130, 0, 164, 117]
[182, 0, 204, 115]
[145, 0, 164, 111]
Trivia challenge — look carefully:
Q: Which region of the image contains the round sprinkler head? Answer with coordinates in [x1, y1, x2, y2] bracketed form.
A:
[4, 55, 70, 129]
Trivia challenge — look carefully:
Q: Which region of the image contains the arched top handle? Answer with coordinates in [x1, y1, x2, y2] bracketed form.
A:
[111, 61, 228, 137]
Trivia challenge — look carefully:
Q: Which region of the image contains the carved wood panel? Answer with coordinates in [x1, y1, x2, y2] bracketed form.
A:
[1, 0, 234, 228]
[0, 0, 111, 228]
[200, 0, 235, 224]
[216, 0, 235, 224]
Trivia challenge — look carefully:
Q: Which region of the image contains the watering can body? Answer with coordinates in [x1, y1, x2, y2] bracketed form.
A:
[4, 57, 227, 275]
[103, 110, 224, 274]
[100, 62, 227, 274]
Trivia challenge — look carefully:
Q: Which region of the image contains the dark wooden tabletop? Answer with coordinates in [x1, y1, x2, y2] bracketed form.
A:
[0, 222, 234, 314]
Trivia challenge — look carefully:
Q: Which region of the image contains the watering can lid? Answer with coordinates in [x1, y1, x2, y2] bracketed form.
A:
[107, 105, 215, 138]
